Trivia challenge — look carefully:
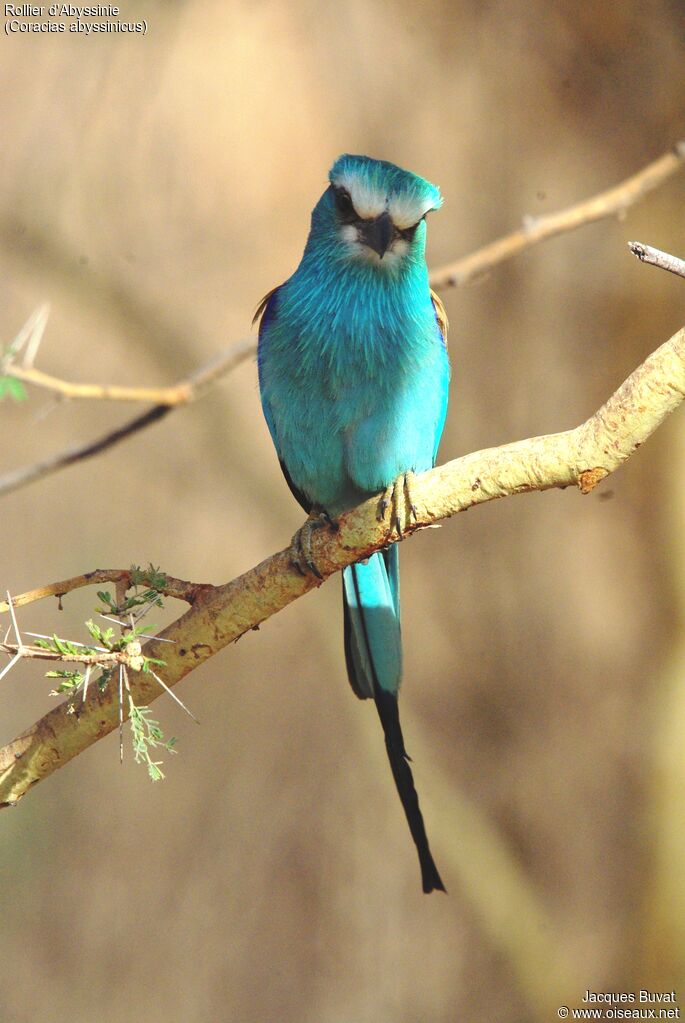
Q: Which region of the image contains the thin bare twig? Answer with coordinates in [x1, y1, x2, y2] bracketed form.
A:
[629, 241, 685, 280]
[1, 146, 683, 500]
[0, 568, 210, 615]
[429, 143, 685, 289]
[0, 337, 255, 497]
[0, 405, 173, 497]
[6, 335, 254, 405]
[0, 322, 683, 806]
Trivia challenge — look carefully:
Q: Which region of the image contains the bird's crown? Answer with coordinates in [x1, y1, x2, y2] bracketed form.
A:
[329, 154, 442, 230]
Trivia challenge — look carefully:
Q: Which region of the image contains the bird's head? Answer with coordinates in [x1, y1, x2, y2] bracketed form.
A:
[308, 154, 442, 270]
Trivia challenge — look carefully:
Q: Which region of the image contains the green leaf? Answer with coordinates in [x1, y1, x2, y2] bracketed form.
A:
[97, 668, 114, 691]
[128, 697, 177, 781]
[84, 619, 103, 643]
[96, 590, 116, 611]
[0, 376, 27, 402]
[52, 634, 70, 656]
[141, 656, 166, 671]
[47, 669, 85, 695]
[130, 564, 167, 593]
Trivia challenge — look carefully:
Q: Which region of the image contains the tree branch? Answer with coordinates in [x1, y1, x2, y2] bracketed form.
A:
[5, 335, 255, 405]
[1, 146, 682, 499]
[0, 406, 173, 498]
[0, 643, 137, 668]
[0, 567, 208, 615]
[429, 143, 685, 289]
[1, 323, 683, 807]
[0, 339, 255, 498]
[628, 240, 685, 280]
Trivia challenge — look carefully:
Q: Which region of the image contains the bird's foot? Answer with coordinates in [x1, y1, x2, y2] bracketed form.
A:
[377, 471, 418, 537]
[290, 510, 337, 579]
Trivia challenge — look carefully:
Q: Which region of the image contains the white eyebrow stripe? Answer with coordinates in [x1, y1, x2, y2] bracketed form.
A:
[331, 173, 436, 228]
[389, 194, 435, 230]
[331, 172, 386, 220]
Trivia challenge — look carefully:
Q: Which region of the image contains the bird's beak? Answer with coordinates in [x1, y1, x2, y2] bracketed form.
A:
[359, 211, 395, 259]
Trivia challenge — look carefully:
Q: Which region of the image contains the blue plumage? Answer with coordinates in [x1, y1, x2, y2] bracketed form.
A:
[257, 155, 450, 893]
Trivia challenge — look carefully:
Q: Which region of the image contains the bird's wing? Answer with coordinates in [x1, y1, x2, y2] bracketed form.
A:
[430, 288, 449, 347]
[252, 284, 283, 327]
[430, 289, 450, 467]
[254, 284, 282, 446]
[255, 284, 315, 514]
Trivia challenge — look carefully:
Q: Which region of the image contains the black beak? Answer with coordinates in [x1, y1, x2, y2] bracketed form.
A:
[359, 211, 395, 259]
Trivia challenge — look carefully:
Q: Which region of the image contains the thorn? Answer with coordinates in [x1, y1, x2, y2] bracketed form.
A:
[6, 592, 21, 646]
[99, 613, 127, 626]
[25, 632, 108, 652]
[3, 305, 49, 370]
[118, 665, 124, 764]
[82, 664, 92, 703]
[150, 669, 199, 723]
[21, 304, 50, 368]
[0, 652, 22, 683]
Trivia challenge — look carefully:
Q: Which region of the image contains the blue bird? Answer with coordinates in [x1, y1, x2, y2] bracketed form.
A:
[256, 155, 450, 893]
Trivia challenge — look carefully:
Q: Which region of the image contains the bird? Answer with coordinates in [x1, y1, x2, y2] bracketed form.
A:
[256, 154, 450, 893]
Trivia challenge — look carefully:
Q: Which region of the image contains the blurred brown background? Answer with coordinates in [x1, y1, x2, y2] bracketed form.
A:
[1, 2, 685, 1020]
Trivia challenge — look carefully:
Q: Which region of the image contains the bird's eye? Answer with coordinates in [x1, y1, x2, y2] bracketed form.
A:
[333, 187, 356, 220]
[398, 223, 418, 242]
[398, 216, 425, 242]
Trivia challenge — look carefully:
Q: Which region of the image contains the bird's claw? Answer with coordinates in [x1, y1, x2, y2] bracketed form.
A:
[377, 471, 418, 538]
[290, 510, 336, 580]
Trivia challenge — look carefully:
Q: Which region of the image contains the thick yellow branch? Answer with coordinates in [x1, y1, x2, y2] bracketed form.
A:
[1, 325, 683, 808]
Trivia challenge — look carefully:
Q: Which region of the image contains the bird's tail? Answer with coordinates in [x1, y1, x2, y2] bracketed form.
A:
[343, 547, 445, 894]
